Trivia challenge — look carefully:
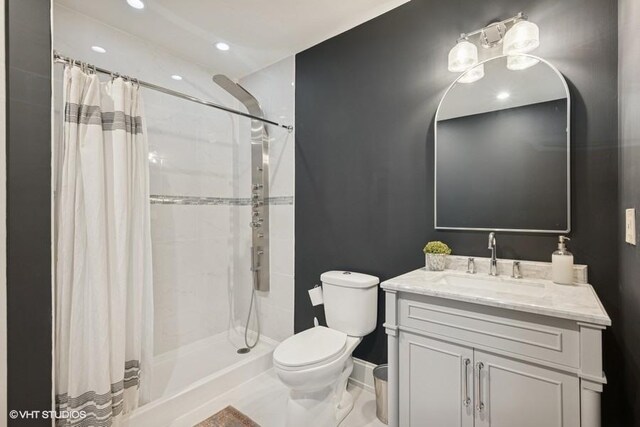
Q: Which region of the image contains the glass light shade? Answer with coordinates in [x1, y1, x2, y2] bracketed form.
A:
[507, 54, 540, 71]
[458, 64, 485, 84]
[448, 40, 478, 72]
[503, 21, 540, 54]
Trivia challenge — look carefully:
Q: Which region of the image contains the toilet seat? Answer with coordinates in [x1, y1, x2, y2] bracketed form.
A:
[274, 326, 347, 371]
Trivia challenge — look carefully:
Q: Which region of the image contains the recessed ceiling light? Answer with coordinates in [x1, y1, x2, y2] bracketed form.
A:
[496, 92, 510, 100]
[127, 0, 145, 9]
[91, 46, 107, 54]
[215, 42, 230, 51]
[171, 75, 183, 81]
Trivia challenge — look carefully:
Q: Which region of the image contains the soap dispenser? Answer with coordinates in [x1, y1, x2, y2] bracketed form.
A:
[552, 236, 574, 285]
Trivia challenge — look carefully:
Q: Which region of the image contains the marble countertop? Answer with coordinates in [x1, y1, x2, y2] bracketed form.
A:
[381, 268, 611, 326]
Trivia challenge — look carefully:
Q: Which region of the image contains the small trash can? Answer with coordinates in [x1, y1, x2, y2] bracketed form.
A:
[373, 364, 388, 425]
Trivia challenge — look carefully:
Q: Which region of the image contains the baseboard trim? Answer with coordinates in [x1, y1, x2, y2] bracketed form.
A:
[349, 357, 377, 393]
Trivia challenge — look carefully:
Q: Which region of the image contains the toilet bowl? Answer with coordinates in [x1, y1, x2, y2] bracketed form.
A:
[273, 271, 379, 427]
[274, 327, 361, 426]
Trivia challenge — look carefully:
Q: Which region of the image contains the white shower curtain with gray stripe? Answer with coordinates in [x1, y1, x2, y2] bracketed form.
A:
[55, 65, 154, 426]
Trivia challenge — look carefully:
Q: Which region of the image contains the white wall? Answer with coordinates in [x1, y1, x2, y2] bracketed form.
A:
[237, 57, 296, 342]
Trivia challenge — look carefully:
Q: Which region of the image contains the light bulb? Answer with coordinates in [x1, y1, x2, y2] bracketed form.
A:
[448, 40, 478, 73]
[127, 0, 145, 9]
[503, 21, 540, 54]
[507, 54, 540, 71]
[458, 64, 485, 84]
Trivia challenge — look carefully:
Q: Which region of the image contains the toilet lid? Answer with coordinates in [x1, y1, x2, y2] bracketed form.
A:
[274, 326, 347, 368]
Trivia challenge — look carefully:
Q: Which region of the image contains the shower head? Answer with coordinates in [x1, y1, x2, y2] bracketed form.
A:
[212, 74, 264, 118]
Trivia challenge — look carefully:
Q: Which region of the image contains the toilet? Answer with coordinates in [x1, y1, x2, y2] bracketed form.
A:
[273, 271, 379, 427]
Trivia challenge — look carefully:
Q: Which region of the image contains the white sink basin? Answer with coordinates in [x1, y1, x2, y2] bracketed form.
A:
[438, 273, 545, 298]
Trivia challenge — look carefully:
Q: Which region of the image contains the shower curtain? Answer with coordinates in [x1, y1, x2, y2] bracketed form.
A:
[55, 65, 154, 426]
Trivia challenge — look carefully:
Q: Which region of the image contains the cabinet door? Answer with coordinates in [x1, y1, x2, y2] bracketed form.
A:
[399, 332, 474, 427]
[473, 350, 580, 427]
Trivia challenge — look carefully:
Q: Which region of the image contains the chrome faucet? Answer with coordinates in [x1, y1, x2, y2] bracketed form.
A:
[488, 232, 498, 276]
[467, 257, 476, 274]
[512, 261, 522, 279]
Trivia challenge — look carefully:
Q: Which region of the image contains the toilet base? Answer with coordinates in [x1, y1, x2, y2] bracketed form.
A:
[335, 356, 355, 424]
[283, 357, 356, 427]
[286, 387, 336, 427]
[336, 389, 355, 425]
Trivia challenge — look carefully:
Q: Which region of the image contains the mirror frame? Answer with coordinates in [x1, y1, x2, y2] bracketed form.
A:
[434, 54, 571, 233]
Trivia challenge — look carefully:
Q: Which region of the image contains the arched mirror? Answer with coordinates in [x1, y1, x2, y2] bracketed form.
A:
[435, 54, 570, 233]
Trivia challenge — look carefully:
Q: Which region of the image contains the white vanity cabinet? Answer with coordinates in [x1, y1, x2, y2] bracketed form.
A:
[398, 332, 474, 427]
[472, 349, 579, 427]
[383, 267, 610, 427]
[399, 330, 581, 427]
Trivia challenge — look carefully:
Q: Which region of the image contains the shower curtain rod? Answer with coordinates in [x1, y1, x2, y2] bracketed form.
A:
[53, 52, 294, 131]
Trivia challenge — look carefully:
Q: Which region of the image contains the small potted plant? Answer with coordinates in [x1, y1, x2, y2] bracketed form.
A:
[423, 241, 452, 271]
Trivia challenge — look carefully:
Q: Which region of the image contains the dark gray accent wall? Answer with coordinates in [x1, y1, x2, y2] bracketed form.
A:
[618, 0, 640, 424]
[6, 0, 52, 424]
[295, 0, 627, 424]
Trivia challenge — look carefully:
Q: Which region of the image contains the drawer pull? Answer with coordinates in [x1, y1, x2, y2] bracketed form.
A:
[463, 358, 471, 407]
[476, 362, 485, 412]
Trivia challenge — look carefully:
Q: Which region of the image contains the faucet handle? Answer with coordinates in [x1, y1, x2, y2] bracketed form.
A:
[512, 261, 523, 279]
[467, 257, 476, 274]
[488, 231, 496, 249]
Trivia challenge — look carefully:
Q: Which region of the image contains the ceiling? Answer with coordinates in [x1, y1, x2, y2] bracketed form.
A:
[55, 0, 411, 78]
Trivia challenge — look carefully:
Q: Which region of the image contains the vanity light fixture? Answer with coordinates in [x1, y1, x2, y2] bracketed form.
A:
[503, 19, 540, 70]
[126, 0, 145, 9]
[91, 46, 107, 54]
[448, 40, 478, 72]
[503, 20, 539, 54]
[447, 12, 541, 80]
[215, 42, 230, 51]
[496, 91, 510, 100]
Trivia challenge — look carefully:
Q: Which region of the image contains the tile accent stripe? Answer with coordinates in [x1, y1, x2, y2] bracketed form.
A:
[150, 194, 293, 206]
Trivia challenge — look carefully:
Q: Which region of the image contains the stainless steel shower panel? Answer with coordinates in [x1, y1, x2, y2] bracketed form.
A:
[212, 75, 270, 292]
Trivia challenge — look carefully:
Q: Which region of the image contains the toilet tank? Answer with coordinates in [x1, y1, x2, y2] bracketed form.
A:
[320, 271, 379, 337]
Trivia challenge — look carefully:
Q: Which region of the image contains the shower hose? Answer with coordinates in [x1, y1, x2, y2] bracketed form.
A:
[244, 268, 261, 349]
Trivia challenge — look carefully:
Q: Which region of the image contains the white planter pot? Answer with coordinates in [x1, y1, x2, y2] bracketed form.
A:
[425, 253, 447, 271]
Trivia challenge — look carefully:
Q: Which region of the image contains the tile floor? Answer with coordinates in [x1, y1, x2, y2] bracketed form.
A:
[172, 369, 386, 427]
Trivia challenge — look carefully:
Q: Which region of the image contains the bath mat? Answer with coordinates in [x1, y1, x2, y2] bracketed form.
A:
[194, 405, 260, 427]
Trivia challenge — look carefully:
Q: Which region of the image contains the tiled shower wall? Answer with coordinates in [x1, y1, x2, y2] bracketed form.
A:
[53, 5, 294, 355]
[235, 58, 296, 343]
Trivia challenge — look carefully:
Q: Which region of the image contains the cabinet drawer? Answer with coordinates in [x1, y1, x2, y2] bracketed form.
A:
[399, 294, 580, 368]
